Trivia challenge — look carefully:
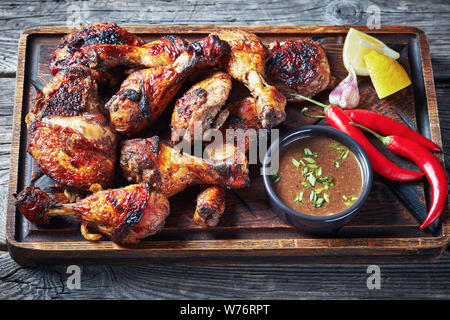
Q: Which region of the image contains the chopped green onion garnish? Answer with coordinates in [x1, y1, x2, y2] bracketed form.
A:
[317, 177, 329, 184]
[315, 187, 324, 194]
[301, 181, 311, 188]
[303, 157, 315, 164]
[307, 164, 319, 169]
[344, 201, 353, 207]
[350, 195, 358, 201]
[342, 195, 348, 201]
[270, 173, 280, 183]
[301, 167, 309, 176]
[334, 160, 340, 168]
[292, 158, 301, 168]
[340, 149, 350, 160]
[307, 173, 316, 187]
[304, 147, 313, 156]
[316, 167, 322, 176]
[330, 144, 345, 151]
[295, 191, 304, 203]
[324, 193, 330, 203]
[315, 197, 325, 208]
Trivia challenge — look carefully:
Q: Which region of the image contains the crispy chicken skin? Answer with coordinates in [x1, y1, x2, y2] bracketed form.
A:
[26, 61, 118, 193]
[193, 185, 226, 227]
[50, 22, 145, 75]
[213, 29, 286, 128]
[171, 71, 232, 144]
[107, 35, 230, 135]
[266, 39, 331, 101]
[85, 35, 189, 71]
[16, 183, 170, 244]
[28, 65, 101, 122]
[27, 114, 117, 192]
[225, 96, 261, 131]
[120, 136, 249, 197]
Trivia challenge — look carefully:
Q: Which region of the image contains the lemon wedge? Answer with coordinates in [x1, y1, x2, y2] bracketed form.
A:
[363, 49, 411, 99]
[343, 28, 400, 76]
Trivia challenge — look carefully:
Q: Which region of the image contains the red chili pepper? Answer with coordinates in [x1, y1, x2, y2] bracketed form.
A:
[292, 93, 424, 182]
[344, 109, 441, 152]
[351, 122, 448, 229]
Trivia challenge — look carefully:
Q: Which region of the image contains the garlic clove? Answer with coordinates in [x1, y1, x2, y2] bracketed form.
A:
[329, 65, 360, 109]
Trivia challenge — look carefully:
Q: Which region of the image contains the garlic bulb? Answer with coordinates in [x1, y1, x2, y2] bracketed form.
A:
[329, 65, 360, 109]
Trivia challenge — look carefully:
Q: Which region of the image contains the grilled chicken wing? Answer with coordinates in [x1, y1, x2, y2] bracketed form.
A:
[27, 114, 117, 192]
[193, 185, 226, 227]
[266, 39, 331, 102]
[28, 65, 102, 122]
[171, 71, 232, 144]
[120, 136, 249, 197]
[85, 35, 189, 71]
[107, 35, 230, 135]
[213, 29, 286, 128]
[16, 183, 170, 244]
[50, 22, 145, 75]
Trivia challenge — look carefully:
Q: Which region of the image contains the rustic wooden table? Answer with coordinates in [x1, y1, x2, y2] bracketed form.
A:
[0, 0, 449, 299]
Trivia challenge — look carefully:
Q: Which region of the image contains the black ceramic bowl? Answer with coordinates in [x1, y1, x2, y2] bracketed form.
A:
[262, 125, 373, 233]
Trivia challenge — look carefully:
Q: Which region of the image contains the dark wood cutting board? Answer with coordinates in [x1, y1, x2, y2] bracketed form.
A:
[6, 25, 450, 265]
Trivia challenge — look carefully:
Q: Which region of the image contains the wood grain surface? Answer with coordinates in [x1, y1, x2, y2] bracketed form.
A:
[0, 0, 449, 299]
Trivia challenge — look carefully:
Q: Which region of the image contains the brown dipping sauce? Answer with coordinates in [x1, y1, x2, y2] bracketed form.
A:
[271, 136, 363, 216]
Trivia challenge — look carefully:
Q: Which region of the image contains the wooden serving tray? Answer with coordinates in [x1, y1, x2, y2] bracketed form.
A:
[6, 25, 449, 266]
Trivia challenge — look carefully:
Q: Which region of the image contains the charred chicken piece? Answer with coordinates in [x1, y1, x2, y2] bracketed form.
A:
[266, 39, 331, 102]
[85, 35, 189, 71]
[213, 29, 286, 128]
[215, 96, 263, 154]
[107, 35, 230, 135]
[16, 183, 170, 244]
[27, 114, 117, 192]
[50, 22, 145, 75]
[225, 96, 262, 131]
[120, 136, 249, 197]
[171, 71, 232, 144]
[193, 185, 226, 227]
[27, 65, 102, 122]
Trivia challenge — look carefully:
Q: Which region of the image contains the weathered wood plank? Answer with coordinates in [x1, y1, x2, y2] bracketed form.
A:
[0, 0, 449, 79]
[3, 250, 450, 299]
[0, 78, 13, 249]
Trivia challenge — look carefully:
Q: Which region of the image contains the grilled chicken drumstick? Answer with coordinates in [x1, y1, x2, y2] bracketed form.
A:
[85, 35, 189, 71]
[107, 34, 230, 135]
[120, 136, 249, 197]
[171, 71, 232, 144]
[194, 185, 226, 227]
[213, 29, 286, 128]
[266, 39, 331, 102]
[16, 183, 170, 244]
